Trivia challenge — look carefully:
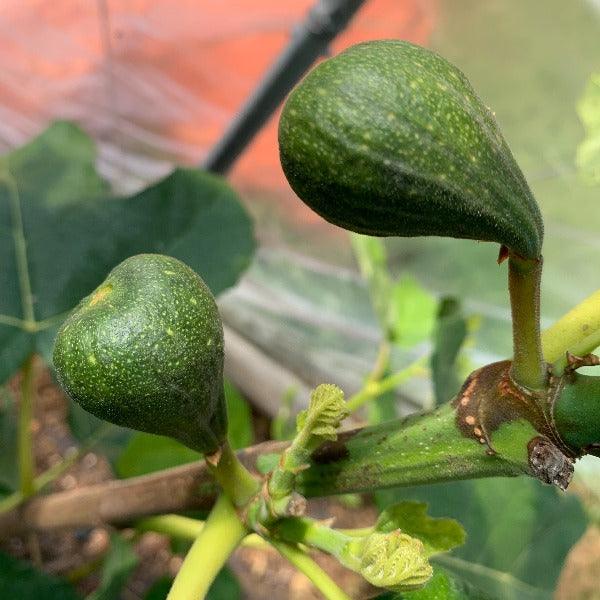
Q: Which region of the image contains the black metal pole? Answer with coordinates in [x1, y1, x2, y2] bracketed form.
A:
[202, 0, 367, 175]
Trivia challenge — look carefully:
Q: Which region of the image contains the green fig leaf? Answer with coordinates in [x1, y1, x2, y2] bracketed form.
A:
[87, 533, 138, 600]
[0, 550, 80, 599]
[375, 476, 586, 598]
[0, 122, 254, 386]
[376, 567, 494, 600]
[376, 501, 466, 557]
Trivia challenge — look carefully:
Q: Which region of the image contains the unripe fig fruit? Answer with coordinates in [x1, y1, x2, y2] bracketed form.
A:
[53, 254, 226, 454]
[279, 40, 544, 259]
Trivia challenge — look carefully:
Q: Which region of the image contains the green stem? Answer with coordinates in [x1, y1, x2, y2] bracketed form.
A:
[297, 403, 536, 497]
[344, 338, 391, 415]
[346, 356, 428, 413]
[206, 440, 260, 507]
[166, 494, 247, 600]
[507, 254, 545, 390]
[275, 517, 351, 558]
[265, 384, 347, 517]
[138, 515, 351, 600]
[541, 288, 600, 367]
[139, 514, 205, 539]
[367, 341, 391, 385]
[137, 514, 266, 549]
[270, 540, 352, 600]
[18, 354, 35, 497]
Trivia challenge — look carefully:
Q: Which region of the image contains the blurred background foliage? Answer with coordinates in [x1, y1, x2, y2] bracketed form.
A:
[1, 0, 600, 598]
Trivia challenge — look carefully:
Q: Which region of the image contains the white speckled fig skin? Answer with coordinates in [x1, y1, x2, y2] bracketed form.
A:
[279, 40, 543, 259]
[53, 254, 227, 454]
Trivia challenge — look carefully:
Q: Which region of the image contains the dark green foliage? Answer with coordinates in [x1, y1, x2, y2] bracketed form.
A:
[53, 254, 227, 454]
[0, 390, 19, 491]
[0, 551, 80, 599]
[0, 122, 254, 385]
[87, 534, 138, 600]
[116, 432, 200, 479]
[377, 567, 493, 599]
[279, 41, 543, 258]
[376, 476, 586, 598]
[375, 501, 465, 556]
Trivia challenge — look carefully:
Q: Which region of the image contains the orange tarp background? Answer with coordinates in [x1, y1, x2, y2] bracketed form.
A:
[0, 0, 435, 208]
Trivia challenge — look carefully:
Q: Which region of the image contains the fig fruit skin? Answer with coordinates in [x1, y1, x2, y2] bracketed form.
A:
[279, 40, 544, 259]
[53, 253, 226, 454]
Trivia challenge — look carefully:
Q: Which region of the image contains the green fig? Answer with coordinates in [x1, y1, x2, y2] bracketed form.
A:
[279, 40, 543, 259]
[53, 254, 226, 454]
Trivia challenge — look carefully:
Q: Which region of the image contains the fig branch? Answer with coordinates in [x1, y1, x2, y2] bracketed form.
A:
[2, 360, 600, 539]
[2, 281, 599, 538]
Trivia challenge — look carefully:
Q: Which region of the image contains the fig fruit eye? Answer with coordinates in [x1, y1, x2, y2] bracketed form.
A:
[279, 40, 543, 259]
[53, 253, 227, 454]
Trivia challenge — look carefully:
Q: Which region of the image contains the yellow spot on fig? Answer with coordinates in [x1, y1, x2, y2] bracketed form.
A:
[166, 328, 174, 336]
[89, 284, 113, 306]
[87, 354, 97, 365]
[163, 270, 176, 275]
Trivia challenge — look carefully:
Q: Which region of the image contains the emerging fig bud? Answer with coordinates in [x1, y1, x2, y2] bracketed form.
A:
[345, 531, 433, 591]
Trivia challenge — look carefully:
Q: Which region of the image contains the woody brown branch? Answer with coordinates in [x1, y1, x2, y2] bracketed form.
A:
[1, 381, 563, 540]
[0, 440, 286, 540]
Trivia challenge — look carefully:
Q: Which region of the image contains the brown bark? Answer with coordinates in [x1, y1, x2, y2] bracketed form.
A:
[0, 440, 286, 540]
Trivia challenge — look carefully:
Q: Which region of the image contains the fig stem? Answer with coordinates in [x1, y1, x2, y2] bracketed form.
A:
[274, 516, 352, 558]
[18, 354, 36, 498]
[138, 513, 267, 548]
[166, 494, 247, 600]
[508, 254, 546, 390]
[205, 440, 260, 507]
